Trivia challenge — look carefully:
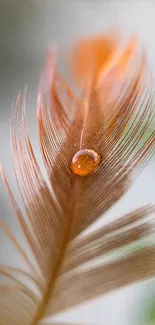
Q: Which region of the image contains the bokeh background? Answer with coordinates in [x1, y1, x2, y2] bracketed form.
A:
[0, 1, 155, 324]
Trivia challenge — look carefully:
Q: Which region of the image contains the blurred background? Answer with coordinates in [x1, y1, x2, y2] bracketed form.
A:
[0, 1, 155, 324]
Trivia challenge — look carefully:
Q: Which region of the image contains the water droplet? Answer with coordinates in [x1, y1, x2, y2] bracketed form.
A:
[71, 149, 101, 176]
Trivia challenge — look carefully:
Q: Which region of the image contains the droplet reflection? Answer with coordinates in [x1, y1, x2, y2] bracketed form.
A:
[71, 149, 101, 176]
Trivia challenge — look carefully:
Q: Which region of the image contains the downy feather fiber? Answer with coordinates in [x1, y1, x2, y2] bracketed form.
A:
[0, 30, 155, 325]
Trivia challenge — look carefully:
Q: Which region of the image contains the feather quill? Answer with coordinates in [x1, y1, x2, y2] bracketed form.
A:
[0, 31, 155, 324]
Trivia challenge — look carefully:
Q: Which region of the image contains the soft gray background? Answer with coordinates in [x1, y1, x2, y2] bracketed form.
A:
[0, 1, 155, 324]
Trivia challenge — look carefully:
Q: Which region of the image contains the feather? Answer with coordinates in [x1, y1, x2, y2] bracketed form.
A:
[0, 31, 155, 324]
